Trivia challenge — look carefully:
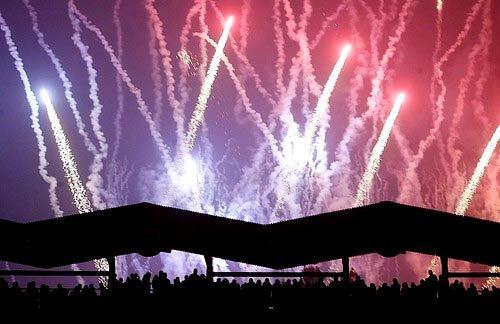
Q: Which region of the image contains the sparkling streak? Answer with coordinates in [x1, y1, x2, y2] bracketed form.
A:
[353, 93, 406, 207]
[455, 125, 499, 216]
[304, 44, 352, 145]
[437, 0, 443, 12]
[40, 89, 92, 214]
[185, 16, 234, 151]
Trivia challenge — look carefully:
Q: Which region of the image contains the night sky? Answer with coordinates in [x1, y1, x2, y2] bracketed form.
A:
[0, 0, 498, 285]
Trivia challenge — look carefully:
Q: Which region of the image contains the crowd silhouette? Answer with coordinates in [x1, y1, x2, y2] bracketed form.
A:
[1, 269, 499, 314]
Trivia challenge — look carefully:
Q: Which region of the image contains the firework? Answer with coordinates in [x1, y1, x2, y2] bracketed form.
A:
[353, 93, 406, 207]
[185, 16, 234, 151]
[304, 44, 352, 146]
[455, 126, 500, 216]
[40, 90, 92, 214]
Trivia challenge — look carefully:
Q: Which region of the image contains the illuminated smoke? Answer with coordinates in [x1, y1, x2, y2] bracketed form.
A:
[455, 126, 499, 216]
[145, 0, 184, 144]
[447, 8, 491, 207]
[185, 16, 234, 151]
[400, 0, 484, 204]
[145, 2, 165, 126]
[110, 0, 125, 169]
[353, 93, 406, 207]
[68, 6, 108, 210]
[0, 11, 63, 217]
[69, 1, 172, 168]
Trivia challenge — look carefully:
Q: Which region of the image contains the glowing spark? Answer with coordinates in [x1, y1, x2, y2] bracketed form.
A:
[353, 93, 406, 207]
[304, 44, 352, 144]
[40, 89, 93, 214]
[455, 125, 499, 216]
[437, 0, 443, 12]
[185, 16, 234, 150]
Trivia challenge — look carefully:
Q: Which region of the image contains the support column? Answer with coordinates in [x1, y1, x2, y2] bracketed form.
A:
[204, 255, 213, 282]
[342, 256, 349, 285]
[440, 255, 449, 280]
[106, 256, 116, 281]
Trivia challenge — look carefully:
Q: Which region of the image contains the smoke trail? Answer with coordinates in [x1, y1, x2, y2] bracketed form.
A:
[185, 17, 234, 151]
[145, 3, 164, 127]
[40, 89, 109, 280]
[429, 0, 451, 211]
[23, 0, 98, 158]
[110, 0, 125, 168]
[69, 6, 108, 210]
[68, 1, 171, 168]
[209, 1, 276, 108]
[304, 45, 352, 146]
[446, 12, 490, 207]
[455, 126, 499, 216]
[312, 2, 372, 214]
[197, 0, 209, 81]
[145, 0, 184, 145]
[353, 93, 405, 207]
[195, 33, 281, 160]
[0, 11, 63, 218]
[178, 2, 201, 108]
[310, 0, 349, 50]
[272, 0, 286, 100]
[363, 0, 414, 156]
[400, 0, 484, 203]
[471, 0, 493, 134]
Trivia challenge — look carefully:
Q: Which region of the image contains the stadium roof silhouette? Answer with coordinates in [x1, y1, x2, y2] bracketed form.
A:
[0, 201, 499, 270]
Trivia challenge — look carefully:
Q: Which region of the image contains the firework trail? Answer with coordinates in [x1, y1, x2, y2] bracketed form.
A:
[272, 0, 286, 99]
[310, 0, 349, 50]
[455, 126, 500, 216]
[185, 16, 234, 151]
[363, 0, 415, 162]
[178, 1, 202, 108]
[196, 33, 281, 159]
[40, 90, 92, 214]
[110, 0, 125, 170]
[353, 93, 405, 207]
[68, 6, 109, 210]
[145, 0, 184, 145]
[312, 2, 371, 214]
[23, 0, 98, 158]
[40, 89, 109, 280]
[446, 11, 491, 207]
[471, 0, 493, 133]
[304, 44, 352, 146]
[72, 8, 179, 271]
[400, 0, 484, 204]
[209, 1, 276, 108]
[430, 0, 450, 211]
[69, 1, 171, 167]
[0, 11, 63, 218]
[145, 5, 164, 127]
[437, 0, 443, 12]
[197, 0, 209, 81]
